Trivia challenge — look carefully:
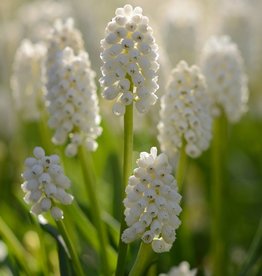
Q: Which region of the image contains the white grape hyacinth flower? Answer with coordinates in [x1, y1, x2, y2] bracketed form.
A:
[158, 61, 212, 162]
[46, 47, 102, 157]
[159, 261, 197, 276]
[200, 35, 249, 123]
[45, 18, 84, 93]
[100, 4, 159, 116]
[122, 147, 182, 253]
[21, 147, 74, 220]
[11, 39, 46, 121]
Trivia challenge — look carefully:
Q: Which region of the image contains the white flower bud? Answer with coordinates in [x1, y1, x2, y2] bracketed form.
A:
[33, 147, 45, 159]
[51, 207, 64, 221]
[40, 198, 52, 211]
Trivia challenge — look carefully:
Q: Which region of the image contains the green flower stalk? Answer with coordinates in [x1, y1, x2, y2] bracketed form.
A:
[100, 4, 159, 275]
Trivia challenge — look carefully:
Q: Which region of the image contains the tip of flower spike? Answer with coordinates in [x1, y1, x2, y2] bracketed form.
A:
[100, 5, 159, 115]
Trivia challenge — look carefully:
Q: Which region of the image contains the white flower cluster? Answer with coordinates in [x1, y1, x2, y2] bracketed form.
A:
[200, 36, 249, 123]
[11, 39, 46, 121]
[46, 47, 102, 157]
[45, 18, 84, 93]
[158, 61, 212, 161]
[45, 19, 102, 157]
[21, 147, 74, 220]
[122, 147, 182, 253]
[159, 261, 197, 276]
[100, 4, 159, 116]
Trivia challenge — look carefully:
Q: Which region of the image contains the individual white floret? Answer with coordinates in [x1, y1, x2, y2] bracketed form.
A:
[100, 4, 159, 115]
[159, 261, 197, 276]
[11, 39, 46, 121]
[158, 61, 212, 163]
[21, 147, 74, 220]
[122, 147, 182, 253]
[200, 36, 249, 123]
[45, 19, 102, 157]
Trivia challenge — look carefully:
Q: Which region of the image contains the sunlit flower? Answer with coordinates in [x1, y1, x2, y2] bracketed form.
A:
[159, 261, 197, 276]
[45, 19, 101, 156]
[200, 35, 248, 123]
[100, 4, 159, 115]
[122, 147, 182, 253]
[46, 47, 102, 157]
[158, 61, 212, 162]
[21, 147, 74, 220]
[11, 39, 46, 121]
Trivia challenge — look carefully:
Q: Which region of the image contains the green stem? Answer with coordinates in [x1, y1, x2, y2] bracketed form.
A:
[35, 219, 49, 276]
[129, 242, 155, 276]
[176, 141, 187, 191]
[239, 217, 262, 275]
[116, 102, 134, 276]
[56, 219, 84, 276]
[175, 142, 195, 262]
[78, 146, 110, 275]
[211, 115, 227, 275]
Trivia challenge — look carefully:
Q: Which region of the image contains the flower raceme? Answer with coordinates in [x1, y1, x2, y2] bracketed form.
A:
[46, 47, 102, 157]
[100, 4, 159, 116]
[21, 147, 73, 220]
[200, 35, 249, 123]
[122, 147, 182, 253]
[45, 19, 102, 157]
[158, 61, 212, 161]
[11, 39, 46, 121]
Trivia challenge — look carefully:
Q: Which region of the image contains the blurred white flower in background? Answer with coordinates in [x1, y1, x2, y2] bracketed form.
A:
[162, 0, 202, 67]
[158, 61, 212, 164]
[122, 147, 182, 253]
[45, 18, 84, 92]
[219, 0, 254, 73]
[0, 88, 17, 140]
[11, 40, 46, 121]
[100, 4, 159, 115]
[17, 0, 71, 42]
[159, 261, 197, 276]
[45, 18, 101, 157]
[200, 35, 249, 123]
